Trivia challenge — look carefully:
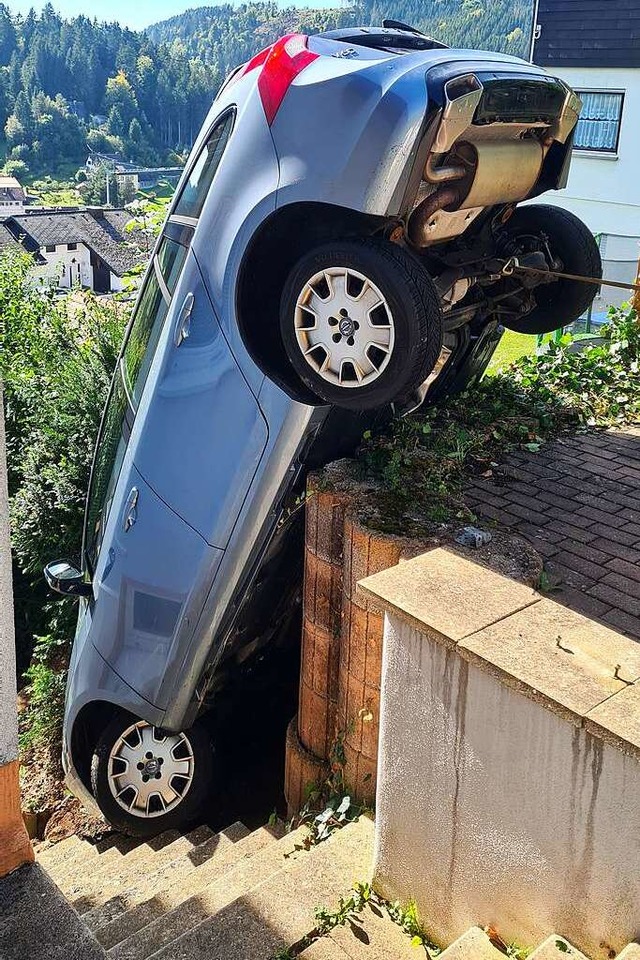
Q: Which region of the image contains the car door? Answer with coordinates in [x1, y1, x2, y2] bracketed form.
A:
[89, 461, 224, 710]
[131, 246, 268, 548]
[84, 352, 225, 710]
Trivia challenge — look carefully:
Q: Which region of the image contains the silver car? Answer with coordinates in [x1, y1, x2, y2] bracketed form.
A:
[46, 23, 600, 835]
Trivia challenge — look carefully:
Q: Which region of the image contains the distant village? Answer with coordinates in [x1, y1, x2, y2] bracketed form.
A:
[0, 154, 182, 294]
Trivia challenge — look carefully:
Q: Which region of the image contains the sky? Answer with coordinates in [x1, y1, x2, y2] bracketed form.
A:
[5, 0, 336, 31]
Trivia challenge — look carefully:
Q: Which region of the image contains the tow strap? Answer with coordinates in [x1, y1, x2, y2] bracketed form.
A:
[501, 256, 640, 294]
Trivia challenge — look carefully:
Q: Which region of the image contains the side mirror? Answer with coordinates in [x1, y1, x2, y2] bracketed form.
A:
[44, 560, 92, 599]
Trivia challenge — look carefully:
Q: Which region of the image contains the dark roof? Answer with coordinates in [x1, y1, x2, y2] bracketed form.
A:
[534, 0, 640, 67]
[0, 223, 23, 254]
[4, 209, 146, 276]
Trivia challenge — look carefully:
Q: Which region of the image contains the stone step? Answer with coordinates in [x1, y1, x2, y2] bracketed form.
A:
[86, 821, 268, 937]
[36, 834, 84, 867]
[46, 834, 165, 886]
[64, 824, 221, 911]
[300, 940, 350, 959]
[318, 901, 418, 959]
[438, 928, 505, 960]
[617, 946, 640, 960]
[138, 817, 374, 960]
[0, 861, 107, 960]
[36, 834, 110, 874]
[528, 937, 590, 960]
[96, 824, 284, 950]
[59, 827, 213, 899]
[108, 824, 312, 960]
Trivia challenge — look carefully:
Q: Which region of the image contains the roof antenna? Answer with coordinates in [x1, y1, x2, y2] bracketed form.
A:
[381, 19, 423, 35]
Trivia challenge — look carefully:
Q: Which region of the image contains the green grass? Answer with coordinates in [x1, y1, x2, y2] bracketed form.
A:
[488, 330, 539, 371]
[488, 328, 604, 373]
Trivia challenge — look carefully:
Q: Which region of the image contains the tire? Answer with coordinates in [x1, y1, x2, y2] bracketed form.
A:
[499, 205, 601, 335]
[279, 238, 443, 410]
[425, 322, 503, 405]
[91, 714, 214, 838]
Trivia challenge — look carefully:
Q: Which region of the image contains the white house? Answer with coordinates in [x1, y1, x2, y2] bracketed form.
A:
[532, 0, 640, 311]
[0, 177, 26, 218]
[2, 208, 146, 293]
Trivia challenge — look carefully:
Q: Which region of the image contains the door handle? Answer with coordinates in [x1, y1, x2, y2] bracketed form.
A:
[174, 292, 195, 346]
[123, 487, 139, 532]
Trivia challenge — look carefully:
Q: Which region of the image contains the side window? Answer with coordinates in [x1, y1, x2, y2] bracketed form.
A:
[172, 111, 234, 221]
[117, 113, 234, 415]
[122, 270, 169, 408]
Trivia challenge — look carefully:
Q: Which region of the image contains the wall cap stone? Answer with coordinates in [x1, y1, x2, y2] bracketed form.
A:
[359, 547, 640, 754]
[585, 682, 640, 759]
[357, 548, 538, 647]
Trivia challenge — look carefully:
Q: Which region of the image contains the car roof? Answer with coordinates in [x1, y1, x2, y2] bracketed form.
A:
[318, 25, 449, 53]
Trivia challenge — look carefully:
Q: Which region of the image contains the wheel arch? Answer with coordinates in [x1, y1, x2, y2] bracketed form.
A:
[69, 700, 127, 794]
[236, 201, 390, 400]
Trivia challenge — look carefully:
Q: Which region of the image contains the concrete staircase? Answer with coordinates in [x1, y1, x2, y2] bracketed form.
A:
[299, 922, 640, 960]
[34, 823, 640, 960]
[36, 816, 373, 960]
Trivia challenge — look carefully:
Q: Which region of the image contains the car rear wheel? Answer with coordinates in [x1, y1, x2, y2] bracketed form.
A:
[499, 204, 602, 335]
[280, 238, 443, 410]
[91, 715, 213, 838]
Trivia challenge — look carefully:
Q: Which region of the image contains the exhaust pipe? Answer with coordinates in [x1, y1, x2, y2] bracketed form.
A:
[424, 153, 467, 183]
[407, 185, 462, 247]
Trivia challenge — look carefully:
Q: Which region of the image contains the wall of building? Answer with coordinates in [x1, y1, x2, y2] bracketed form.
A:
[537, 67, 640, 240]
[34, 243, 94, 290]
[0, 201, 26, 219]
[361, 550, 640, 959]
[0, 386, 34, 876]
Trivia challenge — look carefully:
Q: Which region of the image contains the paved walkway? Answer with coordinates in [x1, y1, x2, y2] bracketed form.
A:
[465, 425, 640, 642]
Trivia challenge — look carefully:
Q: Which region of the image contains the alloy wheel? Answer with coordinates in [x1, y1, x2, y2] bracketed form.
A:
[107, 720, 195, 818]
[294, 266, 395, 388]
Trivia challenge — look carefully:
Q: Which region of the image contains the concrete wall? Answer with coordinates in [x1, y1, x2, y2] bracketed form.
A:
[537, 66, 640, 239]
[0, 389, 18, 767]
[361, 549, 640, 959]
[0, 386, 33, 875]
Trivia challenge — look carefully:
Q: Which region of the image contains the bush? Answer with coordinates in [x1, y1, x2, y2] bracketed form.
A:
[0, 250, 127, 741]
[359, 304, 640, 532]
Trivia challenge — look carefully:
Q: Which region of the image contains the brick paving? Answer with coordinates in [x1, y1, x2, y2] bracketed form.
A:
[465, 425, 640, 642]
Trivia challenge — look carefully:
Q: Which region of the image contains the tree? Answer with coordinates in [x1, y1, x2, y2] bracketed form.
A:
[107, 104, 125, 137]
[104, 71, 139, 131]
[3, 157, 28, 178]
[0, 3, 17, 64]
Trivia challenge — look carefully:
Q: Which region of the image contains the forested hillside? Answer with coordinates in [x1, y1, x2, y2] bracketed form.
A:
[0, 0, 532, 179]
[0, 2, 218, 176]
[148, 0, 532, 73]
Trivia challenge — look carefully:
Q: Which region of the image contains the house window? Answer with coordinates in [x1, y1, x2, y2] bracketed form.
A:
[67, 242, 77, 251]
[45, 244, 55, 253]
[574, 91, 624, 154]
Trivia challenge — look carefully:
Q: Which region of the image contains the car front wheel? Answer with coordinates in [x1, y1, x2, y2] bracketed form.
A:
[279, 238, 443, 410]
[91, 715, 213, 837]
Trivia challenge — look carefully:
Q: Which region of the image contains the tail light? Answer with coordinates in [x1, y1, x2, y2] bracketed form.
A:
[258, 35, 318, 125]
[222, 34, 318, 125]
